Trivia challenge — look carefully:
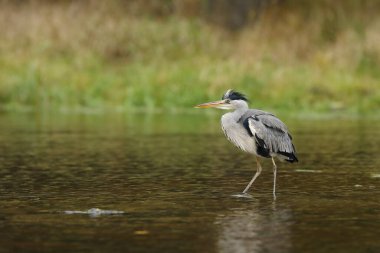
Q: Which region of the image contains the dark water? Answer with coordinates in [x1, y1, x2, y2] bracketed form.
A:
[0, 113, 379, 253]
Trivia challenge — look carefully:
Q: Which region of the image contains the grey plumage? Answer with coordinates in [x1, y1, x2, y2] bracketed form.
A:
[221, 107, 297, 163]
[237, 109, 297, 162]
[195, 89, 298, 197]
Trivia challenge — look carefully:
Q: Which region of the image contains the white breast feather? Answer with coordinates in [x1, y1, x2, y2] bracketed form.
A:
[248, 119, 257, 135]
[221, 113, 257, 155]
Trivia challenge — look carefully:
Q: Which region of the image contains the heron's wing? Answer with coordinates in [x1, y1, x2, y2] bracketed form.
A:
[240, 111, 297, 162]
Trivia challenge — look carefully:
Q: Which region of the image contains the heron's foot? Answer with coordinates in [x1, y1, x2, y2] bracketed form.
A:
[231, 192, 253, 199]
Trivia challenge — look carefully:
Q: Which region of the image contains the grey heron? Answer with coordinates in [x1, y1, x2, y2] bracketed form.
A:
[195, 89, 298, 197]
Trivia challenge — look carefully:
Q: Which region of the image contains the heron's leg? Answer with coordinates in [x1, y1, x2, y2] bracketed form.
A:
[272, 157, 277, 198]
[242, 157, 262, 194]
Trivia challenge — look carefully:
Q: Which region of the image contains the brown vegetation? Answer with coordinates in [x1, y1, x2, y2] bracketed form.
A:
[0, 0, 379, 113]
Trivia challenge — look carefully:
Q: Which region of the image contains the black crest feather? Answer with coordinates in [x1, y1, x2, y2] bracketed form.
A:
[222, 89, 248, 101]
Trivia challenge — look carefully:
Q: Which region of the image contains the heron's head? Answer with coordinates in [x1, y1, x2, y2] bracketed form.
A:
[194, 89, 249, 110]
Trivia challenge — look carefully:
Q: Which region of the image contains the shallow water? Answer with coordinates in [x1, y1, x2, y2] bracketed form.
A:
[0, 113, 379, 253]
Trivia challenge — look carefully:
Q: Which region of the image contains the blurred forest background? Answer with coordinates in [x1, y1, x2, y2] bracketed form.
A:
[0, 0, 379, 114]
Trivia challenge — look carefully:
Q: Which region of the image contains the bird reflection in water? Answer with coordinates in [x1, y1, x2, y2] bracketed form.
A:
[215, 203, 292, 253]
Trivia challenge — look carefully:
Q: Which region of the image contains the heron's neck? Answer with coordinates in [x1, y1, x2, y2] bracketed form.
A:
[235, 102, 248, 113]
[226, 107, 248, 121]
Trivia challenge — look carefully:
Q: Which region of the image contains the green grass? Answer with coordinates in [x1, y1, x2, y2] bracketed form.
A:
[0, 1, 379, 115]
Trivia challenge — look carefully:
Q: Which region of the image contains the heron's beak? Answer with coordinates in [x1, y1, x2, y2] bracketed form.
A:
[194, 100, 227, 108]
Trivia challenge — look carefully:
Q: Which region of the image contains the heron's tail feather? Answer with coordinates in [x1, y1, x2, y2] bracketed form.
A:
[286, 154, 298, 163]
[277, 151, 298, 163]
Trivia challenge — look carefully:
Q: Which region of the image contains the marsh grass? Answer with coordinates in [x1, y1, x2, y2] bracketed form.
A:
[0, 1, 379, 114]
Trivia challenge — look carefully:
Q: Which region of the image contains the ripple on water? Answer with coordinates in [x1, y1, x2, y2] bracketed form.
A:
[63, 208, 125, 217]
[231, 193, 254, 199]
[295, 169, 323, 173]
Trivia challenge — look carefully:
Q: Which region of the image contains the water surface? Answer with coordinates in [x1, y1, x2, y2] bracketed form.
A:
[0, 113, 379, 253]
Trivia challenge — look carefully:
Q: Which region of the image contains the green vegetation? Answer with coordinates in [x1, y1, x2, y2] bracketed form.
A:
[0, 1, 379, 115]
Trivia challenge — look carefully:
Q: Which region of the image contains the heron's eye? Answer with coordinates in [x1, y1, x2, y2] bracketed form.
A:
[225, 99, 231, 104]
